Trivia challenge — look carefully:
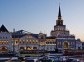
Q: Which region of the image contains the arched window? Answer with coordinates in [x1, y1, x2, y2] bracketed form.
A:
[63, 41, 69, 49]
[20, 47, 25, 51]
[0, 46, 8, 53]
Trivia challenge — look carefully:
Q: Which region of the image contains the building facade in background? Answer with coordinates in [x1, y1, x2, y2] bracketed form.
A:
[0, 6, 83, 53]
[0, 25, 12, 53]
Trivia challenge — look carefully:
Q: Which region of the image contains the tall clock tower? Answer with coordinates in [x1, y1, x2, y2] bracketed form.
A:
[51, 6, 69, 37]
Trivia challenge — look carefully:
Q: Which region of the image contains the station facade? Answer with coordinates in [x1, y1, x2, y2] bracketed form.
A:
[0, 6, 82, 53]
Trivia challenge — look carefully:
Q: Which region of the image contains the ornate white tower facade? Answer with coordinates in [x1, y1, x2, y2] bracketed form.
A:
[51, 6, 70, 37]
[50, 6, 81, 50]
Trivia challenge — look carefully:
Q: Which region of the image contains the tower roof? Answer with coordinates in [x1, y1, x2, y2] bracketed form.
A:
[0, 24, 9, 32]
[56, 5, 63, 26]
[58, 5, 61, 18]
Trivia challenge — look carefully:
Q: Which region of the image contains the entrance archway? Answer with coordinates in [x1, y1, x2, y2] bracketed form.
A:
[0, 46, 8, 53]
[26, 46, 32, 50]
[63, 41, 69, 49]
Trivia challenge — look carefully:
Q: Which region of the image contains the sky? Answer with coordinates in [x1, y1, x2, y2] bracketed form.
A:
[0, 0, 84, 41]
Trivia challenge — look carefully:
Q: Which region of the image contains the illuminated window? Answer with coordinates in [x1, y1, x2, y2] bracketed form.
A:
[23, 42, 25, 44]
[27, 40, 28, 41]
[23, 40, 25, 41]
[6, 41, 8, 44]
[27, 42, 29, 43]
[28, 36, 32, 38]
[20, 40, 21, 41]
[3, 42, 5, 44]
[33, 47, 37, 50]
[36, 40, 38, 42]
[33, 40, 35, 42]
[16, 41, 18, 43]
[33, 42, 34, 43]
[20, 42, 21, 43]
[0, 41, 2, 44]
[30, 40, 31, 41]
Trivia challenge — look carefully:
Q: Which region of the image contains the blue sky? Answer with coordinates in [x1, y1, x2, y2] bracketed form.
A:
[0, 0, 84, 41]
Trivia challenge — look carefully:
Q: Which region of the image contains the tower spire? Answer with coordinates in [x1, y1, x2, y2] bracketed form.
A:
[56, 5, 63, 26]
[58, 5, 62, 19]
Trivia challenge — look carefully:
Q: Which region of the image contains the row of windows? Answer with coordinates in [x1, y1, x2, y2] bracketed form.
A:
[45, 47, 55, 50]
[18, 41, 38, 44]
[55, 28, 64, 31]
[57, 42, 62, 45]
[0, 37, 8, 39]
[15, 40, 38, 44]
[57, 42, 75, 45]
[46, 39, 55, 42]
[20, 46, 37, 50]
[57, 45, 62, 48]
[70, 42, 75, 45]
[0, 41, 9, 44]
[19, 40, 38, 42]
[26, 36, 33, 38]
[46, 42, 56, 44]
[57, 45, 75, 48]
